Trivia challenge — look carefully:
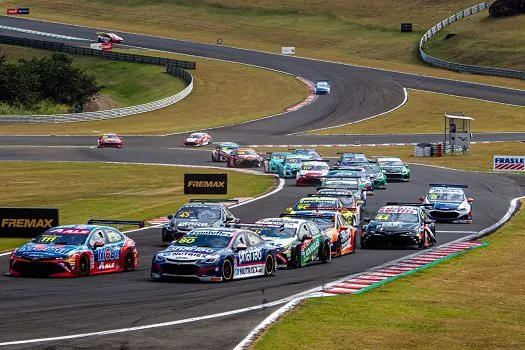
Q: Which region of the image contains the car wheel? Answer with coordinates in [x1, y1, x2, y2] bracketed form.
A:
[222, 258, 234, 282]
[336, 237, 342, 257]
[123, 250, 135, 272]
[360, 236, 367, 249]
[417, 232, 427, 250]
[320, 241, 331, 263]
[289, 246, 302, 268]
[264, 254, 275, 276]
[78, 255, 90, 277]
[263, 161, 269, 173]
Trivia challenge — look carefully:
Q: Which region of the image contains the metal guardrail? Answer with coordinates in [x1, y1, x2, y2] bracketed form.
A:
[0, 35, 196, 123]
[419, 2, 525, 80]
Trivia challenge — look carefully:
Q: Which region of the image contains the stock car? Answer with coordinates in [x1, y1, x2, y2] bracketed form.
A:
[315, 188, 363, 225]
[419, 184, 473, 223]
[263, 152, 292, 173]
[328, 167, 374, 193]
[161, 200, 239, 245]
[333, 152, 368, 168]
[291, 148, 323, 161]
[96, 32, 124, 43]
[277, 154, 312, 178]
[97, 133, 123, 148]
[211, 142, 239, 162]
[183, 132, 212, 146]
[9, 225, 138, 277]
[282, 212, 356, 257]
[151, 227, 277, 282]
[352, 161, 387, 189]
[314, 80, 331, 94]
[285, 196, 356, 223]
[227, 148, 263, 168]
[246, 218, 332, 268]
[319, 178, 367, 208]
[361, 203, 436, 249]
[376, 157, 411, 182]
[296, 161, 330, 186]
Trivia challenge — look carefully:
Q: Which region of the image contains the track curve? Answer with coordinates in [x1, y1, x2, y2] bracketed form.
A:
[0, 16, 524, 350]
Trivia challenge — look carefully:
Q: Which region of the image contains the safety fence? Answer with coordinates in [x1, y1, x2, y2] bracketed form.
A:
[0, 35, 195, 123]
[419, 2, 525, 80]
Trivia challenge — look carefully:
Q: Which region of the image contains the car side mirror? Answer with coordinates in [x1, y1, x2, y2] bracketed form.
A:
[356, 200, 364, 205]
[424, 219, 434, 225]
[418, 196, 425, 201]
[167, 214, 174, 220]
[467, 198, 474, 203]
[363, 217, 371, 223]
[235, 243, 248, 252]
[93, 241, 105, 248]
[340, 225, 348, 231]
[285, 207, 292, 213]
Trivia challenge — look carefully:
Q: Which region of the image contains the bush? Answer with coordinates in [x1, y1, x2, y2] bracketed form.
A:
[0, 53, 102, 110]
[489, 0, 525, 17]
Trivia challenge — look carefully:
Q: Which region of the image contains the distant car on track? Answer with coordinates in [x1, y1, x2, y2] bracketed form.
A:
[151, 227, 277, 282]
[97, 133, 122, 148]
[183, 132, 212, 146]
[161, 200, 239, 245]
[277, 154, 313, 178]
[361, 203, 436, 249]
[314, 80, 331, 94]
[227, 148, 263, 168]
[296, 161, 330, 186]
[352, 161, 387, 189]
[419, 184, 473, 223]
[263, 152, 292, 173]
[376, 157, 411, 182]
[96, 32, 124, 43]
[9, 225, 138, 277]
[211, 142, 239, 162]
[333, 152, 368, 168]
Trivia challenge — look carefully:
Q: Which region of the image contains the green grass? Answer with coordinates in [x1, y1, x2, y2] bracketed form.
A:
[0, 161, 277, 251]
[5, 0, 525, 90]
[255, 201, 525, 349]
[424, 13, 525, 71]
[254, 141, 525, 172]
[314, 89, 525, 135]
[0, 100, 70, 115]
[0, 44, 187, 109]
[0, 49, 308, 135]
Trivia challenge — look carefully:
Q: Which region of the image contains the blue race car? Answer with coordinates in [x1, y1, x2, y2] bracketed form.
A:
[263, 152, 292, 173]
[314, 80, 331, 94]
[151, 227, 277, 282]
[333, 152, 368, 168]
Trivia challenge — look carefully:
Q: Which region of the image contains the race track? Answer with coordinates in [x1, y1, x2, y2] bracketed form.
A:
[0, 16, 524, 349]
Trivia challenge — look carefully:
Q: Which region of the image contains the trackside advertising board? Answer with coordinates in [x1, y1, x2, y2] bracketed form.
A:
[494, 155, 525, 171]
[6, 8, 30, 14]
[184, 174, 228, 194]
[0, 208, 59, 238]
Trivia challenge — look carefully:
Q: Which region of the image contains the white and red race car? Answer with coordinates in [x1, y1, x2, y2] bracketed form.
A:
[296, 161, 329, 186]
[97, 32, 124, 43]
[183, 132, 212, 146]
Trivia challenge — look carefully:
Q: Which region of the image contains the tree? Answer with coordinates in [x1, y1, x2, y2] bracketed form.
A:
[489, 0, 525, 17]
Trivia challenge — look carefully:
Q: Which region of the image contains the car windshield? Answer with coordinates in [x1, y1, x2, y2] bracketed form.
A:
[172, 233, 232, 248]
[302, 164, 328, 171]
[379, 161, 404, 167]
[103, 134, 117, 139]
[255, 226, 296, 238]
[358, 164, 380, 173]
[374, 212, 419, 223]
[317, 82, 328, 86]
[32, 233, 88, 245]
[294, 200, 337, 210]
[342, 154, 366, 161]
[286, 158, 302, 164]
[310, 217, 334, 230]
[323, 181, 359, 190]
[272, 153, 287, 160]
[190, 133, 204, 138]
[238, 149, 257, 155]
[175, 206, 221, 220]
[428, 192, 464, 202]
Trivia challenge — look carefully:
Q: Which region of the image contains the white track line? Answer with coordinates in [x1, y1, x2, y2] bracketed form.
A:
[410, 88, 525, 108]
[287, 87, 408, 135]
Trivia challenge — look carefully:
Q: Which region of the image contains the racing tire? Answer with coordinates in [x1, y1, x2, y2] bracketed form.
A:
[360, 236, 367, 249]
[320, 241, 331, 263]
[336, 237, 342, 257]
[123, 250, 135, 272]
[222, 258, 234, 282]
[78, 255, 90, 277]
[289, 246, 302, 268]
[97, 38, 102, 43]
[264, 254, 275, 276]
[263, 161, 269, 173]
[417, 232, 427, 250]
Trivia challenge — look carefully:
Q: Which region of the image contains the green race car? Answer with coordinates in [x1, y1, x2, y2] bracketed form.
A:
[277, 154, 312, 178]
[352, 161, 387, 189]
[263, 152, 292, 173]
[376, 157, 411, 182]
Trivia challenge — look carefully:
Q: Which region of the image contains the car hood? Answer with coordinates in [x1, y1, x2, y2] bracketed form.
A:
[185, 137, 198, 142]
[158, 245, 225, 260]
[298, 170, 327, 177]
[367, 222, 419, 232]
[262, 237, 296, 249]
[285, 163, 302, 170]
[170, 219, 217, 231]
[429, 201, 461, 210]
[382, 166, 405, 172]
[15, 243, 83, 259]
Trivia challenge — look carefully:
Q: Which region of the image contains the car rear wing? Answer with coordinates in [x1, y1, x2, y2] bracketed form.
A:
[227, 222, 284, 229]
[280, 213, 335, 219]
[189, 199, 239, 204]
[295, 206, 343, 211]
[86, 219, 145, 229]
[429, 184, 468, 188]
[324, 175, 362, 179]
[385, 202, 433, 208]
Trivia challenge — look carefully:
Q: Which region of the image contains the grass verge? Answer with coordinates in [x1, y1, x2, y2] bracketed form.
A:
[0, 161, 277, 251]
[5, 0, 525, 90]
[0, 49, 308, 135]
[314, 89, 525, 135]
[254, 201, 525, 349]
[253, 141, 525, 172]
[0, 44, 187, 110]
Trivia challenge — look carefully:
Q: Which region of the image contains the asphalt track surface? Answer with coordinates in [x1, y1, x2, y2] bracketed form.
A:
[0, 16, 524, 350]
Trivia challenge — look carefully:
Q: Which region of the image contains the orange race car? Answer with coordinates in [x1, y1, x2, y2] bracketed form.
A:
[281, 211, 356, 257]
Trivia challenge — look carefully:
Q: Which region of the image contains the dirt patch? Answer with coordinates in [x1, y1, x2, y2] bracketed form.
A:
[83, 94, 120, 112]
